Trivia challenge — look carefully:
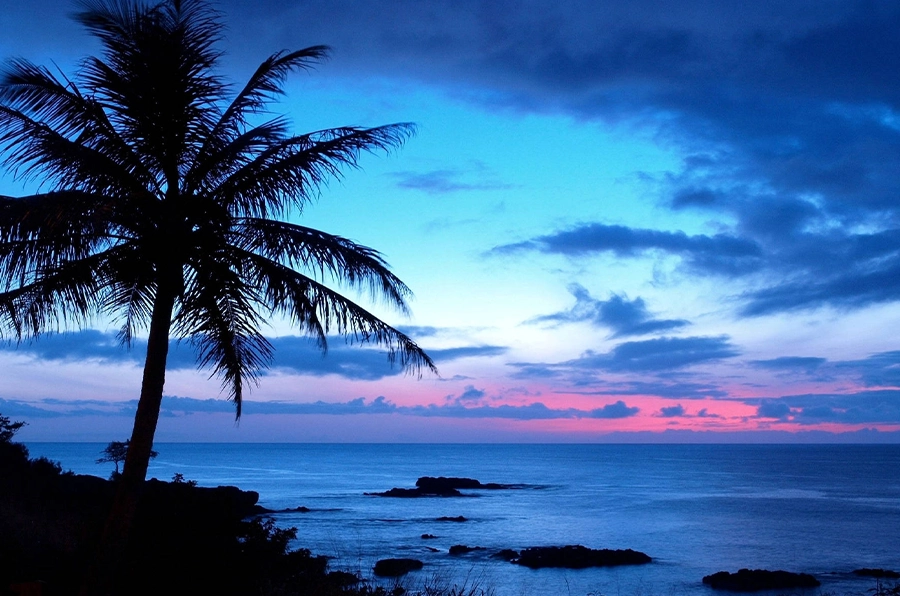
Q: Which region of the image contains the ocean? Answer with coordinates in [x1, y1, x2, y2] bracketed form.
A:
[25, 443, 900, 596]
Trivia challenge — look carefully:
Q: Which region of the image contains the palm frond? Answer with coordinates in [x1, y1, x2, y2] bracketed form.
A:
[233, 217, 413, 312]
[0, 192, 119, 291]
[0, 58, 157, 188]
[176, 248, 274, 416]
[234, 247, 436, 377]
[0, 248, 115, 338]
[215, 123, 415, 219]
[75, 0, 226, 182]
[185, 46, 330, 193]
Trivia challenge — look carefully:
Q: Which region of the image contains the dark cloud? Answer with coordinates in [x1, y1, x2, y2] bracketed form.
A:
[0, 397, 136, 418]
[1, 330, 144, 366]
[589, 400, 639, 418]
[660, 404, 685, 417]
[389, 164, 513, 194]
[495, 223, 763, 276]
[427, 345, 508, 362]
[446, 385, 487, 405]
[395, 325, 442, 338]
[756, 401, 792, 420]
[750, 356, 827, 370]
[509, 336, 739, 390]
[566, 335, 739, 373]
[579, 380, 729, 399]
[0, 330, 502, 381]
[749, 390, 900, 425]
[852, 351, 900, 387]
[531, 284, 689, 337]
[746, 350, 900, 387]
[3, 394, 641, 422]
[246, 0, 900, 316]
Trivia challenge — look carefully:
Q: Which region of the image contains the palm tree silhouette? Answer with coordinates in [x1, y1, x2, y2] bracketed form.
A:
[0, 0, 435, 588]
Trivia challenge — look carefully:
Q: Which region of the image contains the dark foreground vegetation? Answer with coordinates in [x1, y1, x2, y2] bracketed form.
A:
[0, 426, 387, 596]
[3, 419, 897, 596]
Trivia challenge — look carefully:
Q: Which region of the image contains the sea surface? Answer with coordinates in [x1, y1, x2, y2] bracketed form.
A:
[25, 443, 900, 596]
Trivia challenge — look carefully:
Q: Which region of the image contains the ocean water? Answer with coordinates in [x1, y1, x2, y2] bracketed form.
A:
[26, 443, 900, 596]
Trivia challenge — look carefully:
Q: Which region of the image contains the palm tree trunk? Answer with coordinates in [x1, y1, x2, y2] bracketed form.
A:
[82, 283, 177, 595]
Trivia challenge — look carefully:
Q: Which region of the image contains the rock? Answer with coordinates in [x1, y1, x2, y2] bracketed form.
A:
[326, 571, 360, 586]
[373, 558, 425, 577]
[367, 487, 463, 497]
[435, 516, 467, 522]
[449, 545, 486, 555]
[367, 476, 520, 497]
[416, 476, 515, 492]
[702, 569, 821, 591]
[512, 545, 652, 569]
[492, 549, 520, 561]
[853, 569, 900, 579]
[421, 534, 438, 539]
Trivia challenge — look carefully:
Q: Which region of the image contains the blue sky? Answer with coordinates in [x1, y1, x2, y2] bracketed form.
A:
[2, 0, 900, 442]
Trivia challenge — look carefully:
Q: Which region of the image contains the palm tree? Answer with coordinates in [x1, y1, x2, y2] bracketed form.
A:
[0, 0, 434, 589]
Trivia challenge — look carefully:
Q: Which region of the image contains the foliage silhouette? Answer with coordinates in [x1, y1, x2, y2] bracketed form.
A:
[97, 440, 158, 475]
[0, 413, 25, 443]
[0, 0, 435, 590]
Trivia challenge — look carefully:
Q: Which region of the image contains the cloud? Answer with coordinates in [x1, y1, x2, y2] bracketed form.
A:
[8, 1, 900, 316]
[508, 336, 739, 394]
[750, 357, 827, 371]
[494, 223, 763, 276]
[756, 401, 792, 420]
[660, 404, 685, 417]
[0, 330, 502, 381]
[589, 400, 639, 418]
[2, 394, 641, 422]
[531, 284, 689, 337]
[576, 380, 729, 399]
[262, 0, 900, 316]
[747, 390, 900, 425]
[446, 385, 487, 405]
[565, 335, 739, 373]
[427, 345, 508, 361]
[390, 162, 513, 194]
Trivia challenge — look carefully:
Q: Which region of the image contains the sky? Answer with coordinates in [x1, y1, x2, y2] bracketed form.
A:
[2, 0, 900, 442]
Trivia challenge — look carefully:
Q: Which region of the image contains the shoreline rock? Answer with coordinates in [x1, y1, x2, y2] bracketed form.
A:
[373, 558, 424, 577]
[449, 545, 486, 555]
[702, 569, 820, 591]
[853, 569, 900, 579]
[366, 476, 521, 497]
[511, 545, 652, 569]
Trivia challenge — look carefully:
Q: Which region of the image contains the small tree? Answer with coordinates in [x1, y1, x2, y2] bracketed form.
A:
[97, 440, 158, 475]
[0, 413, 25, 443]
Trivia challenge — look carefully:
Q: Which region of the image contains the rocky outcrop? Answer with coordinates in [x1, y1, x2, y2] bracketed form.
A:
[491, 549, 520, 561]
[449, 545, 486, 555]
[367, 476, 520, 497]
[853, 569, 900, 579]
[702, 569, 820, 591]
[512, 545, 651, 569]
[373, 558, 424, 577]
[435, 515, 467, 522]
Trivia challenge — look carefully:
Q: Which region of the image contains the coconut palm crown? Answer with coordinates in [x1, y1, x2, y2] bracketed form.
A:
[0, 0, 435, 491]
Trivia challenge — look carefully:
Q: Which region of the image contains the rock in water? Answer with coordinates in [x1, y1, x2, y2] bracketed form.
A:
[491, 549, 520, 561]
[702, 569, 820, 591]
[512, 545, 651, 569]
[449, 545, 485, 555]
[853, 569, 900, 579]
[373, 558, 424, 577]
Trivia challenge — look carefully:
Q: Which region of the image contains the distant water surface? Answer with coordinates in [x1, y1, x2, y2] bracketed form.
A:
[27, 443, 900, 596]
